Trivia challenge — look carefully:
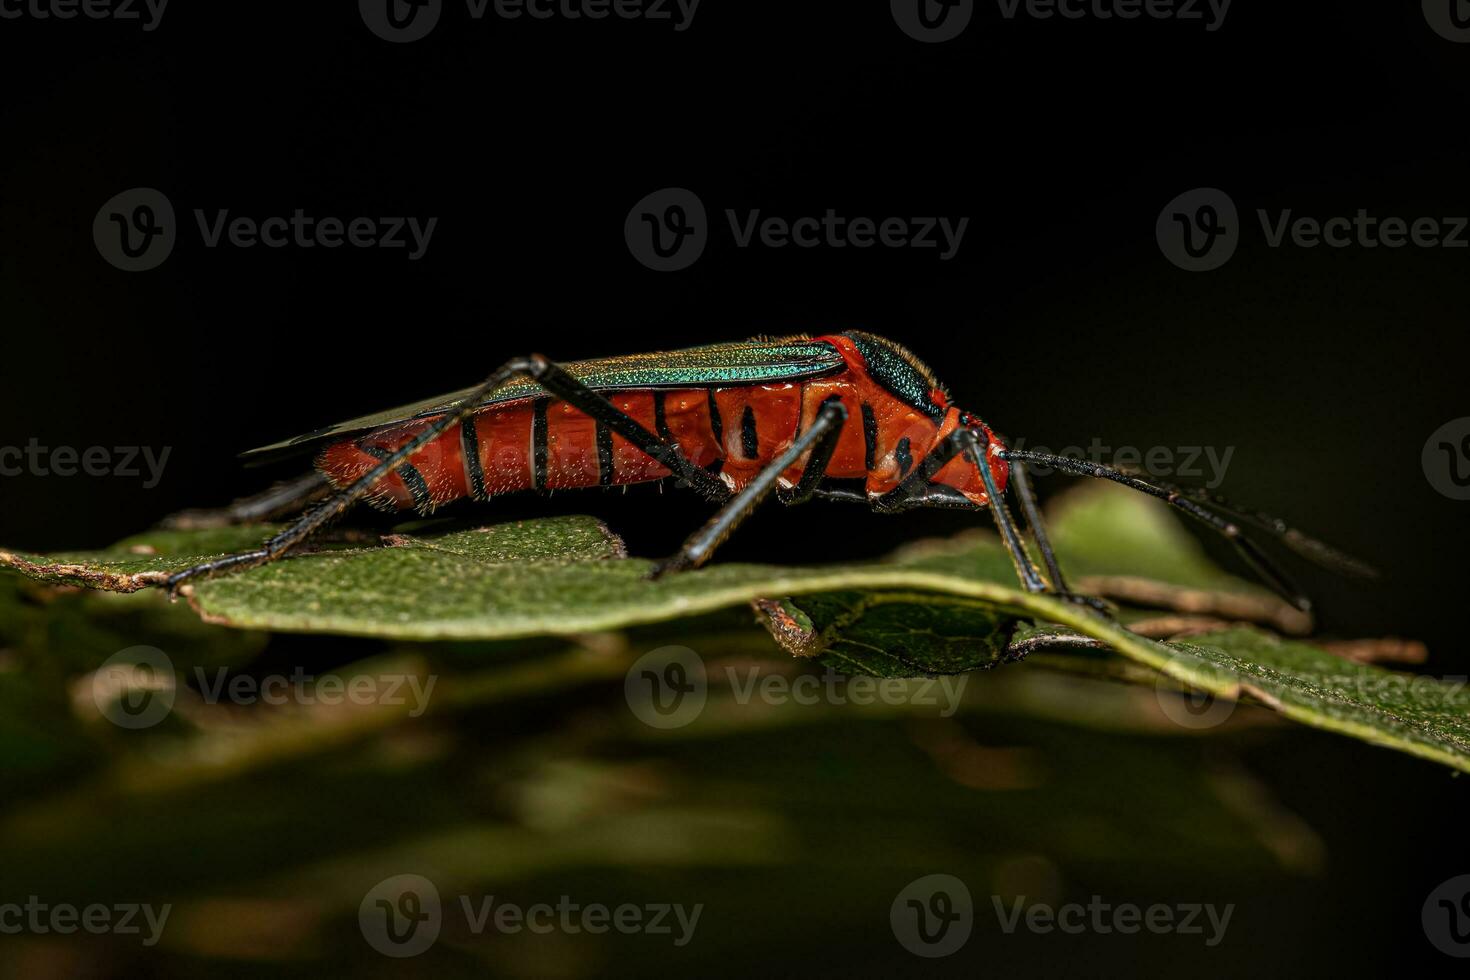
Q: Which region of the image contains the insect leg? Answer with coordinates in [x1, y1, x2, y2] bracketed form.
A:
[161, 471, 332, 529]
[999, 448, 1315, 613]
[535, 373, 731, 504]
[867, 427, 1049, 594]
[650, 399, 849, 577]
[164, 355, 725, 594]
[777, 396, 850, 506]
[1007, 458, 1070, 593]
[960, 430, 1050, 595]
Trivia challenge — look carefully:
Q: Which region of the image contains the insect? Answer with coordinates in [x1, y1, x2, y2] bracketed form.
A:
[162, 332, 1364, 611]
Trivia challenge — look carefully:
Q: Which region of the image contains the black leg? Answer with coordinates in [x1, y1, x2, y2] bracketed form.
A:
[960, 430, 1049, 595]
[165, 355, 729, 594]
[161, 471, 332, 529]
[870, 426, 973, 513]
[868, 425, 1049, 594]
[777, 396, 849, 506]
[811, 483, 978, 509]
[999, 448, 1318, 613]
[867, 426, 1067, 597]
[1008, 458, 1069, 593]
[650, 399, 849, 576]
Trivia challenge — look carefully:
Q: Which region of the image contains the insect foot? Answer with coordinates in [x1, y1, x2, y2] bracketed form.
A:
[163, 549, 271, 599]
[646, 555, 697, 580]
[1052, 592, 1117, 617]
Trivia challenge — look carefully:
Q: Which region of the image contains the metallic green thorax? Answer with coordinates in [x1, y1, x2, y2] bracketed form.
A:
[243, 339, 846, 460]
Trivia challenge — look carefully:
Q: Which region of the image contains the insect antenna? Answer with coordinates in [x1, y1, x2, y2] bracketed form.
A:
[1167, 484, 1378, 580]
[998, 448, 1376, 613]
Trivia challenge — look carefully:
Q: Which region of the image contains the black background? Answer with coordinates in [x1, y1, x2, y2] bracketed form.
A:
[1, 3, 1468, 973]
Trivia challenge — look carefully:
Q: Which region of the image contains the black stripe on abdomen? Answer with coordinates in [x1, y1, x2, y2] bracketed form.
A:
[359, 443, 431, 511]
[531, 398, 549, 490]
[740, 406, 758, 460]
[861, 403, 877, 471]
[707, 389, 723, 447]
[895, 436, 913, 478]
[461, 414, 487, 500]
[595, 419, 614, 487]
[653, 390, 673, 442]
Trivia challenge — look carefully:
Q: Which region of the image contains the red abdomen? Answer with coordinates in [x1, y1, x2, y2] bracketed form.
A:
[319, 388, 716, 511]
[316, 336, 987, 511]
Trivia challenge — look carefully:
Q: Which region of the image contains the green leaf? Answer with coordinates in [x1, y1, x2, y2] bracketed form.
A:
[2, 487, 1466, 773]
